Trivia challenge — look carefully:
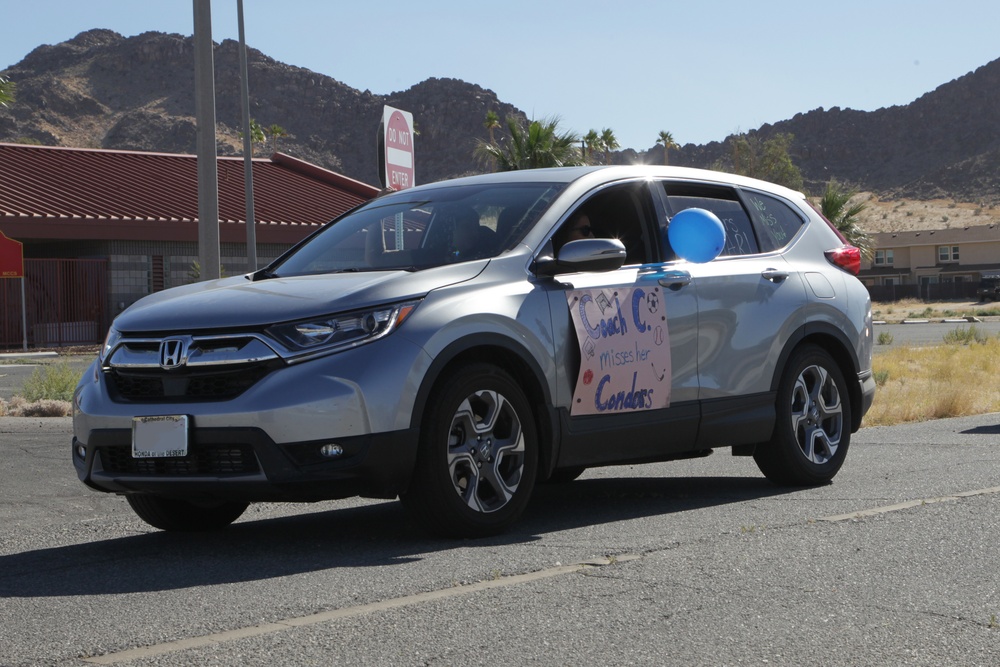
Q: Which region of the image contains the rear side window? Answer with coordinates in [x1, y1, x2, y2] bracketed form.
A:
[744, 191, 804, 252]
[665, 194, 759, 257]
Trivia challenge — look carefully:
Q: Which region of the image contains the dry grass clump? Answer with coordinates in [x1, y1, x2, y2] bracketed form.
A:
[863, 337, 1000, 426]
[0, 396, 72, 417]
[0, 361, 77, 417]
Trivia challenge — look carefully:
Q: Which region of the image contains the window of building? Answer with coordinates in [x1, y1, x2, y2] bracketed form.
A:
[150, 255, 165, 292]
[874, 249, 894, 266]
[938, 245, 959, 262]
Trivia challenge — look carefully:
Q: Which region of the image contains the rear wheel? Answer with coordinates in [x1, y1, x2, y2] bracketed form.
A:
[400, 363, 538, 537]
[754, 345, 851, 486]
[125, 494, 249, 531]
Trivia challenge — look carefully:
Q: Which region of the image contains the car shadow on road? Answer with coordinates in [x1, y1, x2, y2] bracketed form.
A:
[522, 474, 792, 534]
[960, 424, 1000, 435]
[0, 474, 793, 599]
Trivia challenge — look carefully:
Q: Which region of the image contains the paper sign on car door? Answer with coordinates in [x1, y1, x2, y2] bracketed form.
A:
[567, 285, 671, 416]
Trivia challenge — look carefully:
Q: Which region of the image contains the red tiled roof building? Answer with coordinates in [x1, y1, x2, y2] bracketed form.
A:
[0, 143, 378, 347]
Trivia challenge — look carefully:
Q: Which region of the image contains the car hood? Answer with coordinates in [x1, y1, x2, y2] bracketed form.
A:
[113, 262, 488, 333]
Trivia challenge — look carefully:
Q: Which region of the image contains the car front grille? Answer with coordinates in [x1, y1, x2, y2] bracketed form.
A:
[105, 335, 282, 403]
[107, 365, 273, 402]
[98, 443, 261, 475]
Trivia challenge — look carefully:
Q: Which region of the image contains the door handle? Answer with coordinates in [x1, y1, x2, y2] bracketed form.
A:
[761, 268, 788, 283]
[658, 270, 692, 289]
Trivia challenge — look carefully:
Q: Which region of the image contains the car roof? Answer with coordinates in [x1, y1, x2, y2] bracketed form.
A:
[399, 165, 806, 201]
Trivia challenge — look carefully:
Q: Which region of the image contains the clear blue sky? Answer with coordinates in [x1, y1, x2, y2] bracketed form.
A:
[3, 0, 998, 151]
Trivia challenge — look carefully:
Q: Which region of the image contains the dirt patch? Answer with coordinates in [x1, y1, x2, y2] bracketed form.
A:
[851, 193, 1000, 234]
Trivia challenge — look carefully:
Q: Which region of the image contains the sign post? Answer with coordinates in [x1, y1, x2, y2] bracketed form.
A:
[0, 231, 27, 350]
[378, 105, 415, 191]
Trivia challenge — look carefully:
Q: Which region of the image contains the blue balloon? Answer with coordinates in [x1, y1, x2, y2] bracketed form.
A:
[668, 208, 726, 263]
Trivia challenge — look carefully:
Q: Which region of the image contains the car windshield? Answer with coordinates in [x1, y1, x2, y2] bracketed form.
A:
[271, 182, 565, 276]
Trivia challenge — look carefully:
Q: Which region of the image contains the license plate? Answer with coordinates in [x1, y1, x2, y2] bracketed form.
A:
[132, 415, 189, 458]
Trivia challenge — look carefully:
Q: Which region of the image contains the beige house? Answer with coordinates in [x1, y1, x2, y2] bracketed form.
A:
[859, 224, 1000, 300]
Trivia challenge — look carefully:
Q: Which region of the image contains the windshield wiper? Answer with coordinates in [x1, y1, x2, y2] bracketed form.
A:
[249, 268, 276, 281]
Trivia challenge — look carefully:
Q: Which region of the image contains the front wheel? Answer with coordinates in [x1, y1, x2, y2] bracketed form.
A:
[754, 345, 852, 486]
[400, 363, 538, 537]
[125, 494, 249, 531]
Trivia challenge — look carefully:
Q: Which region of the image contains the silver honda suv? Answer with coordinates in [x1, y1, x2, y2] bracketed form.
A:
[73, 166, 875, 537]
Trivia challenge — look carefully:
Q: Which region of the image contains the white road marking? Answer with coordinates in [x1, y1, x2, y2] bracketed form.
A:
[83, 555, 640, 665]
[816, 485, 1000, 522]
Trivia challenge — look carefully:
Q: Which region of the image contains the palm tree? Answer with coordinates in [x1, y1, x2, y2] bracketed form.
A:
[238, 118, 266, 156]
[483, 111, 500, 145]
[265, 124, 288, 153]
[482, 111, 501, 171]
[656, 130, 678, 165]
[600, 127, 619, 165]
[0, 75, 15, 108]
[583, 129, 601, 165]
[820, 179, 873, 259]
[474, 115, 582, 171]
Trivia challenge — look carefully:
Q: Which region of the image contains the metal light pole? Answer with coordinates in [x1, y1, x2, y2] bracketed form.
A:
[238, 0, 258, 271]
[193, 0, 221, 280]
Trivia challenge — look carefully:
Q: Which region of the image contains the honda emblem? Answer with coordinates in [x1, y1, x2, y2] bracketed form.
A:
[159, 338, 188, 369]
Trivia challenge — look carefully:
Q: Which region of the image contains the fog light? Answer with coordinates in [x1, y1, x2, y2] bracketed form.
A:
[76, 444, 87, 459]
[320, 444, 343, 458]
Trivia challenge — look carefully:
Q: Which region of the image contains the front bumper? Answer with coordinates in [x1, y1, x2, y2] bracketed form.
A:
[72, 425, 419, 501]
[72, 335, 432, 501]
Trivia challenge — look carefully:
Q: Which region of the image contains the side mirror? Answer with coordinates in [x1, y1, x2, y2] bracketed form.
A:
[533, 238, 627, 276]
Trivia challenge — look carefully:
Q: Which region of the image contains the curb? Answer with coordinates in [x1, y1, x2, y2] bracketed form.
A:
[0, 351, 59, 360]
[876, 317, 984, 325]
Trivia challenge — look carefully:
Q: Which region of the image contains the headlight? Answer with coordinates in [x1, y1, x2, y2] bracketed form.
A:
[100, 326, 122, 363]
[267, 300, 419, 356]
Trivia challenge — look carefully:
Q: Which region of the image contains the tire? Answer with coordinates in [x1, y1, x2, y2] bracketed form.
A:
[125, 494, 249, 531]
[754, 344, 851, 486]
[400, 363, 538, 538]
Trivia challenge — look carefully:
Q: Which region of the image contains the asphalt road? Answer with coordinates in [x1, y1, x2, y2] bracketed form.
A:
[873, 319, 1000, 350]
[2, 412, 999, 666]
[0, 353, 94, 403]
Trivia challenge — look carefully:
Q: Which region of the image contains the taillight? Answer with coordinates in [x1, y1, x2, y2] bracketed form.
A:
[825, 246, 861, 275]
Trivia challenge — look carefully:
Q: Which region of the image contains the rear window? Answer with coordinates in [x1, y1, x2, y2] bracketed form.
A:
[744, 191, 804, 252]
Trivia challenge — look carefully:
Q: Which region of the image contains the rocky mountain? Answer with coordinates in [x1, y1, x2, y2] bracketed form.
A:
[2, 29, 998, 204]
[673, 59, 1000, 204]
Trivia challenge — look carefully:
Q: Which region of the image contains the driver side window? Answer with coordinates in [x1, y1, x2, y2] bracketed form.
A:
[556, 183, 657, 265]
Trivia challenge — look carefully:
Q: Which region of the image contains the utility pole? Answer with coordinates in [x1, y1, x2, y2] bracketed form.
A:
[193, 0, 221, 280]
[238, 0, 258, 271]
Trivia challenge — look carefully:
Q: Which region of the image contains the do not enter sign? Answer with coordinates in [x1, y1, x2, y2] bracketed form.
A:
[0, 231, 24, 279]
[381, 106, 415, 191]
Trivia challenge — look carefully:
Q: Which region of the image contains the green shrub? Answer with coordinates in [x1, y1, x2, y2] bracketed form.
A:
[874, 369, 890, 386]
[19, 362, 79, 402]
[877, 331, 894, 345]
[942, 325, 989, 346]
